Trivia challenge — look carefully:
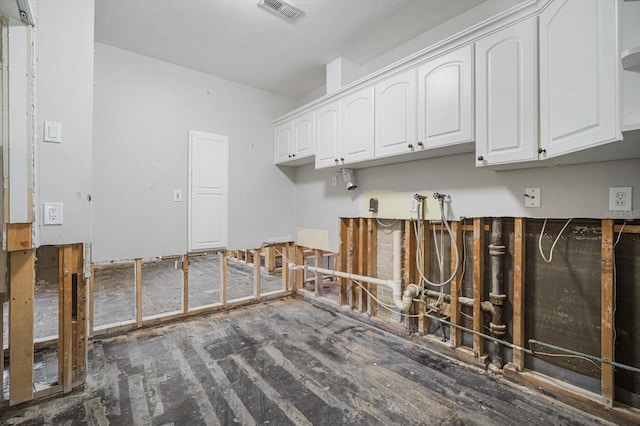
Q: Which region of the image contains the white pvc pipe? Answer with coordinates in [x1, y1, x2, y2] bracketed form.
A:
[290, 228, 419, 311]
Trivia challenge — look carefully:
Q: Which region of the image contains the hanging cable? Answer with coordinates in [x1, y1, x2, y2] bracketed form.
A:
[538, 218, 572, 263]
[413, 196, 460, 287]
[614, 220, 627, 248]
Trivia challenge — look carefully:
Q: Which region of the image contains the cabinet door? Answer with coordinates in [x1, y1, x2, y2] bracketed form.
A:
[274, 121, 293, 164]
[315, 100, 341, 169]
[539, 0, 620, 157]
[341, 87, 375, 164]
[293, 111, 315, 159]
[374, 69, 417, 158]
[475, 18, 537, 166]
[418, 44, 474, 149]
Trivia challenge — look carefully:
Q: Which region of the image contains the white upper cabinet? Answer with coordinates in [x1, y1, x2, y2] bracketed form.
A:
[293, 111, 315, 158]
[418, 44, 474, 149]
[475, 18, 538, 167]
[539, 0, 620, 158]
[274, 121, 293, 164]
[315, 100, 341, 169]
[374, 69, 418, 158]
[341, 87, 375, 164]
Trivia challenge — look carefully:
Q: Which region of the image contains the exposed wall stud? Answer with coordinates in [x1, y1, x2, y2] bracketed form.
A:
[513, 218, 526, 370]
[601, 219, 615, 406]
[473, 218, 485, 357]
[450, 221, 463, 347]
[367, 218, 377, 317]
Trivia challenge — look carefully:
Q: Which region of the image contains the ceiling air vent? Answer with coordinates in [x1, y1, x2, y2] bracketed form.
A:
[257, 0, 304, 22]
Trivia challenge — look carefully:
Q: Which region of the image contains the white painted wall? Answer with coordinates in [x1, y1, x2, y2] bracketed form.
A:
[36, 0, 94, 245]
[93, 43, 296, 262]
[295, 154, 640, 252]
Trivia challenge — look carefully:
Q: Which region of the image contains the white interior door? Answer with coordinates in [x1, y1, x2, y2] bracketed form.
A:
[188, 131, 228, 252]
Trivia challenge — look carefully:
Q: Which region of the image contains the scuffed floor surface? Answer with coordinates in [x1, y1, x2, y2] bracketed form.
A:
[1, 299, 612, 425]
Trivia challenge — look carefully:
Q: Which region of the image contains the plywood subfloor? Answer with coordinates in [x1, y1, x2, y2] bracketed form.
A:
[0, 299, 612, 425]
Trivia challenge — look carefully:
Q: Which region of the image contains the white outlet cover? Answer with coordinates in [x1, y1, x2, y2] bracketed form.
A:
[174, 189, 182, 202]
[331, 176, 337, 188]
[525, 188, 541, 208]
[44, 121, 62, 143]
[609, 187, 632, 211]
[43, 202, 63, 225]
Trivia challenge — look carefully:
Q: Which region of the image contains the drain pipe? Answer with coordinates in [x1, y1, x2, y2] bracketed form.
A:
[290, 230, 419, 311]
[489, 218, 507, 370]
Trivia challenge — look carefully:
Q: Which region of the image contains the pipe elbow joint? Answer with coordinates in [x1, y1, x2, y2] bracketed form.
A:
[393, 283, 420, 312]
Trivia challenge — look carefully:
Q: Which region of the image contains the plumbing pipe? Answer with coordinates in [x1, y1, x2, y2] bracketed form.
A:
[422, 289, 494, 312]
[489, 218, 506, 369]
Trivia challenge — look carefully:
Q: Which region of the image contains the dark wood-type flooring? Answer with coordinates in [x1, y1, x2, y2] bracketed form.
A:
[0, 299, 613, 425]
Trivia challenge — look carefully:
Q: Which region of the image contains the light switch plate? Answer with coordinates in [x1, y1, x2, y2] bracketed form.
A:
[609, 187, 632, 211]
[174, 189, 182, 202]
[43, 202, 63, 225]
[44, 121, 62, 143]
[525, 188, 541, 208]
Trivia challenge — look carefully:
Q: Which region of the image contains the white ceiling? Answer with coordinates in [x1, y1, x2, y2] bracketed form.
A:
[95, 0, 485, 99]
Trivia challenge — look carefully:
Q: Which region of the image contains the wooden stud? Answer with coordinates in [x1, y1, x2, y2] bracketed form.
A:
[601, 219, 615, 406]
[61, 246, 73, 394]
[358, 217, 368, 313]
[450, 221, 463, 347]
[281, 244, 289, 292]
[0, 294, 3, 393]
[404, 220, 417, 332]
[89, 264, 95, 337]
[314, 249, 323, 297]
[614, 224, 640, 234]
[512, 218, 526, 371]
[58, 247, 64, 392]
[182, 254, 189, 315]
[419, 220, 431, 334]
[266, 247, 276, 273]
[473, 218, 485, 357]
[245, 250, 253, 265]
[135, 258, 142, 327]
[220, 251, 228, 306]
[295, 246, 304, 291]
[6, 223, 31, 251]
[254, 248, 261, 300]
[348, 218, 358, 310]
[75, 245, 87, 386]
[9, 248, 35, 405]
[367, 218, 377, 317]
[339, 218, 349, 306]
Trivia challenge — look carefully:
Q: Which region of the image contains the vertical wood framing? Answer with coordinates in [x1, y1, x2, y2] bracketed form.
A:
[9, 249, 35, 405]
[254, 248, 261, 300]
[135, 258, 142, 327]
[420, 220, 431, 334]
[75, 245, 87, 385]
[220, 251, 228, 306]
[0, 295, 3, 390]
[281, 244, 289, 292]
[89, 264, 95, 336]
[404, 220, 417, 331]
[348, 218, 359, 310]
[601, 219, 615, 406]
[450, 221, 463, 347]
[245, 250, 253, 265]
[358, 217, 368, 313]
[295, 246, 304, 291]
[182, 254, 189, 314]
[473, 218, 485, 357]
[367, 218, 378, 317]
[314, 249, 323, 297]
[512, 218, 526, 370]
[266, 247, 276, 273]
[339, 218, 349, 306]
[7, 223, 32, 251]
[61, 246, 73, 394]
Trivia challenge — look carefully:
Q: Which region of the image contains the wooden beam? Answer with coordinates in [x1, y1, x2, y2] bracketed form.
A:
[0, 294, 3, 393]
[348, 218, 359, 310]
[358, 217, 367, 313]
[404, 220, 417, 332]
[601, 219, 615, 407]
[135, 258, 142, 327]
[614, 224, 640, 234]
[61, 246, 74, 393]
[450, 221, 463, 347]
[182, 255, 189, 315]
[220, 251, 228, 306]
[367, 218, 377, 317]
[473, 218, 485, 358]
[266, 247, 276, 273]
[88, 264, 95, 337]
[254, 248, 261, 300]
[339, 218, 349, 306]
[74, 245, 87, 386]
[295, 246, 304, 291]
[6, 223, 31, 251]
[314, 249, 323, 297]
[281, 244, 289, 292]
[420, 220, 430, 334]
[9, 248, 35, 405]
[512, 218, 526, 371]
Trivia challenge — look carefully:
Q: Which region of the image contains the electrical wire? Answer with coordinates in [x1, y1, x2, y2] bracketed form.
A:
[528, 349, 601, 370]
[413, 198, 460, 288]
[614, 220, 627, 248]
[376, 218, 400, 227]
[538, 218, 572, 263]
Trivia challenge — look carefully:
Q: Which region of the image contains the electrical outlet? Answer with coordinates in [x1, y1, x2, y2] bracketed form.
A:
[43, 202, 63, 225]
[609, 187, 632, 211]
[331, 176, 337, 188]
[174, 189, 182, 202]
[525, 188, 541, 208]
